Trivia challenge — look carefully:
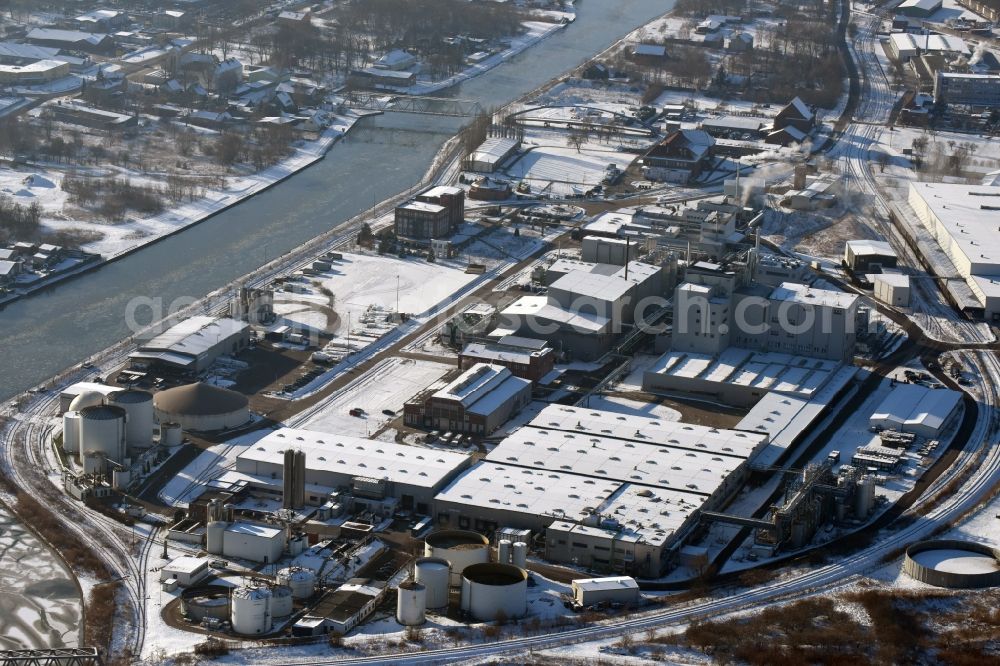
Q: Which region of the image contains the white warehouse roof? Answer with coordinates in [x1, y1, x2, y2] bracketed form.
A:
[846, 239, 897, 258]
[572, 576, 639, 592]
[770, 282, 859, 310]
[870, 383, 962, 435]
[237, 428, 470, 490]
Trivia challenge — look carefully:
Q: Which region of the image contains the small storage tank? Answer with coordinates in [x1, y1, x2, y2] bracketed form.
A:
[181, 585, 231, 621]
[269, 584, 294, 617]
[460, 563, 528, 622]
[855, 475, 875, 517]
[396, 580, 427, 626]
[414, 557, 450, 609]
[160, 422, 183, 447]
[276, 566, 316, 600]
[288, 533, 308, 556]
[78, 404, 126, 466]
[107, 389, 154, 450]
[62, 411, 81, 454]
[231, 583, 272, 635]
[424, 530, 490, 586]
[206, 521, 227, 555]
[512, 542, 528, 569]
[497, 539, 512, 565]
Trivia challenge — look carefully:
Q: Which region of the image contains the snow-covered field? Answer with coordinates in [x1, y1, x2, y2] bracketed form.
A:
[294, 356, 452, 437]
[507, 145, 635, 196]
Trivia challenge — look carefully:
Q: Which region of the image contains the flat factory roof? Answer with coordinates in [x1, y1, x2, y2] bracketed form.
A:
[164, 556, 209, 574]
[572, 576, 639, 592]
[769, 282, 858, 310]
[909, 181, 1000, 274]
[237, 428, 470, 490]
[549, 270, 634, 303]
[846, 239, 897, 258]
[225, 521, 283, 539]
[870, 383, 962, 432]
[136, 316, 247, 358]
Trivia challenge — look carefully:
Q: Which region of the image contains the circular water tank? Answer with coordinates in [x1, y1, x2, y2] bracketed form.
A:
[276, 567, 316, 600]
[231, 583, 272, 635]
[180, 585, 231, 621]
[154, 382, 250, 432]
[498, 539, 512, 565]
[206, 521, 226, 555]
[62, 411, 81, 454]
[397, 580, 427, 626]
[78, 404, 126, 467]
[107, 389, 154, 450]
[269, 584, 293, 617]
[512, 542, 528, 569]
[460, 563, 528, 622]
[904, 539, 1000, 588]
[69, 390, 106, 412]
[414, 557, 450, 609]
[424, 530, 490, 586]
[160, 422, 183, 447]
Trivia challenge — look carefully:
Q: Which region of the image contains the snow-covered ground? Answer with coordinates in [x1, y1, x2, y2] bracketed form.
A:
[293, 356, 452, 437]
[582, 395, 681, 422]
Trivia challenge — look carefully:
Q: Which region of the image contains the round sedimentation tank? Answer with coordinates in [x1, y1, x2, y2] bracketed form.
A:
[180, 585, 231, 621]
[414, 557, 450, 609]
[107, 389, 154, 449]
[231, 583, 272, 635]
[160, 422, 183, 447]
[78, 404, 126, 466]
[512, 541, 528, 569]
[153, 382, 250, 432]
[497, 539, 512, 564]
[903, 540, 1000, 588]
[276, 566, 316, 600]
[269, 584, 294, 617]
[206, 521, 227, 555]
[424, 530, 490, 586]
[62, 410, 81, 454]
[460, 563, 528, 622]
[396, 580, 427, 626]
[69, 390, 106, 412]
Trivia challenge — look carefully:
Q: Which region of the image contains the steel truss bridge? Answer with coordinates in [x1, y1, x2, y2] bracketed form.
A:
[0, 648, 102, 666]
[343, 91, 483, 117]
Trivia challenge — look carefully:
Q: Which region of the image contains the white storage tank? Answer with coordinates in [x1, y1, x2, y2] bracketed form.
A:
[276, 566, 316, 600]
[206, 521, 227, 555]
[269, 584, 294, 617]
[288, 533, 308, 556]
[62, 411, 81, 455]
[512, 541, 528, 569]
[160, 422, 183, 447]
[69, 390, 106, 413]
[107, 389, 154, 450]
[855, 475, 875, 517]
[396, 580, 427, 626]
[78, 404, 126, 467]
[231, 583, 272, 635]
[460, 563, 528, 622]
[414, 557, 450, 609]
[424, 530, 490, 586]
[497, 539, 512, 565]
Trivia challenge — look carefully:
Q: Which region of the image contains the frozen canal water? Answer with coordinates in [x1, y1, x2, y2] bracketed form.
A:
[0, 507, 82, 649]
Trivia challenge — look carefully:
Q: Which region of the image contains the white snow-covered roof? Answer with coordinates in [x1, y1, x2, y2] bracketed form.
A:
[549, 270, 634, 303]
[890, 32, 968, 55]
[870, 383, 962, 433]
[501, 297, 611, 332]
[898, 0, 941, 12]
[572, 576, 639, 592]
[769, 282, 858, 310]
[908, 181, 1000, 275]
[225, 522, 283, 539]
[846, 239, 897, 258]
[136, 316, 247, 359]
[470, 136, 519, 164]
[432, 363, 530, 415]
[163, 556, 209, 575]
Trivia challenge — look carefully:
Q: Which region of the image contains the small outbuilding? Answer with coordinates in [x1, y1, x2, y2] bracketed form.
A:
[571, 576, 640, 607]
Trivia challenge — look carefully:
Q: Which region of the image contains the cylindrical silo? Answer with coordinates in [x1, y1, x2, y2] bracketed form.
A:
[424, 530, 490, 586]
[396, 580, 427, 626]
[78, 404, 126, 466]
[231, 583, 272, 635]
[288, 533, 308, 556]
[160, 422, 183, 447]
[206, 521, 227, 555]
[276, 567, 316, 600]
[414, 557, 450, 609]
[512, 542, 528, 569]
[460, 563, 528, 622]
[107, 389, 154, 450]
[269, 584, 293, 617]
[497, 539, 512, 565]
[855, 475, 875, 517]
[62, 411, 81, 454]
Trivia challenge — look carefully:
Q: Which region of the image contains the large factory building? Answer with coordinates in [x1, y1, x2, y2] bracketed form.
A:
[236, 428, 472, 513]
[433, 405, 769, 577]
[129, 316, 250, 375]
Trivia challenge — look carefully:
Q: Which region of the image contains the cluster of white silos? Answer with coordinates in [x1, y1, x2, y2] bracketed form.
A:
[496, 539, 528, 569]
[276, 566, 317, 600]
[61, 388, 155, 475]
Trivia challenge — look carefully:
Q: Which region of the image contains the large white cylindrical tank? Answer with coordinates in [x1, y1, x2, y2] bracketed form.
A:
[855, 475, 875, 517]
[69, 390, 106, 413]
[160, 422, 183, 447]
[62, 411, 81, 454]
[512, 542, 528, 569]
[269, 584, 293, 617]
[107, 389, 154, 450]
[497, 539, 512, 565]
[206, 521, 227, 555]
[78, 405, 126, 466]
[424, 530, 490, 586]
[276, 567, 316, 600]
[414, 557, 450, 609]
[460, 563, 528, 622]
[396, 580, 427, 626]
[231, 584, 272, 635]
